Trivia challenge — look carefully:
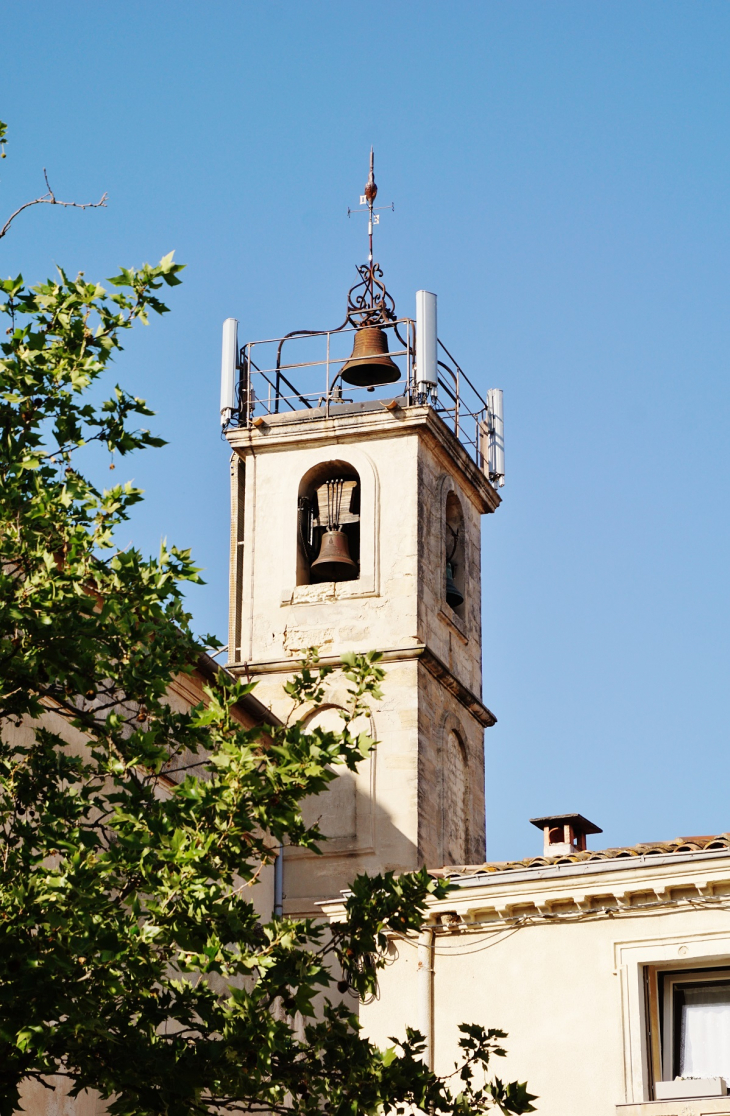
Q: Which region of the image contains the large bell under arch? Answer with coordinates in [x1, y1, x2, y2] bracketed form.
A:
[298, 469, 361, 585]
[310, 528, 358, 582]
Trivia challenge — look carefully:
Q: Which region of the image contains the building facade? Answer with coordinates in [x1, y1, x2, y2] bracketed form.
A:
[323, 827, 730, 1116]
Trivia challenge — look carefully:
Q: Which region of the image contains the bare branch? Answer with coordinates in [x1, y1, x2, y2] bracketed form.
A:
[0, 168, 107, 241]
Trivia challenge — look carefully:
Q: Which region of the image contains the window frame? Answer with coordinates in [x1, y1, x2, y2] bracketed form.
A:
[659, 966, 730, 1084]
[615, 924, 730, 1104]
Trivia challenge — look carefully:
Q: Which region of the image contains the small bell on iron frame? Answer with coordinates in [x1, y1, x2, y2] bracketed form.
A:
[340, 325, 401, 389]
[310, 477, 358, 583]
[445, 523, 464, 609]
[445, 562, 464, 610]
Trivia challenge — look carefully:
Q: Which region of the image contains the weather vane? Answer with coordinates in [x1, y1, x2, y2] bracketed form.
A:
[346, 148, 396, 327]
[348, 147, 394, 270]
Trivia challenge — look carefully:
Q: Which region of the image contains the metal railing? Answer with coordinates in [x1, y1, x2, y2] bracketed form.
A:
[232, 320, 492, 476]
[434, 338, 491, 473]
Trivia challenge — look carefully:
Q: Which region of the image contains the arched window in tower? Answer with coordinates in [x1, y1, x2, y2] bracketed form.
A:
[444, 730, 470, 865]
[300, 707, 358, 840]
[297, 461, 361, 585]
[445, 491, 466, 616]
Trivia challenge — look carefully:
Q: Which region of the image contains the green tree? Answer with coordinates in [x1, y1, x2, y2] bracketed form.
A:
[0, 119, 535, 1116]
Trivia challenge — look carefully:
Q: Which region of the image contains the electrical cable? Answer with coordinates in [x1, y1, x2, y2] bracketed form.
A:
[385, 896, 730, 958]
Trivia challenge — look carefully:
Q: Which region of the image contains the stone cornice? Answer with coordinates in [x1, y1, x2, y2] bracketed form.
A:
[225, 401, 500, 515]
[418, 647, 496, 727]
[320, 850, 730, 928]
[228, 642, 496, 728]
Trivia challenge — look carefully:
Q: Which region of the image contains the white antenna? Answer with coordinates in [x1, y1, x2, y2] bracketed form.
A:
[416, 290, 438, 400]
[220, 318, 238, 427]
[486, 388, 505, 487]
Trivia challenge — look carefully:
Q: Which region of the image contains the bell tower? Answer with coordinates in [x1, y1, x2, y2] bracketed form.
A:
[221, 155, 505, 916]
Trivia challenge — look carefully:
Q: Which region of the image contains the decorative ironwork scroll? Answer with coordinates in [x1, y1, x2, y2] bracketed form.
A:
[346, 262, 397, 329]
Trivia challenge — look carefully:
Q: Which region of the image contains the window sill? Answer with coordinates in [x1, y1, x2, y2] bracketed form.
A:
[281, 579, 377, 606]
[616, 1102, 730, 1115]
[438, 605, 468, 643]
[656, 1081, 726, 1101]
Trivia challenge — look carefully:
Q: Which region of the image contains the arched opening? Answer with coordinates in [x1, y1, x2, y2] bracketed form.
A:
[445, 491, 465, 617]
[297, 461, 361, 586]
[299, 707, 357, 840]
[298, 705, 373, 842]
[444, 730, 470, 865]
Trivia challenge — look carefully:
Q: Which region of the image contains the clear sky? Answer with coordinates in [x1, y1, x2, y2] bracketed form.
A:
[2, 2, 729, 861]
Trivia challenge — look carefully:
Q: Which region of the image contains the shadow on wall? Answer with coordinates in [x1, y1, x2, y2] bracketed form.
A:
[283, 703, 421, 907]
[285, 704, 476, 906]
[285, 773, 421, 903]
[443, 730, 470, 864]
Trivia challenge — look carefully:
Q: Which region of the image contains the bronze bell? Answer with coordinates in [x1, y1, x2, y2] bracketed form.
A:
[310, 529, 358, 582]
[341, 326, 401, 389]
[445, 562, 464, 609]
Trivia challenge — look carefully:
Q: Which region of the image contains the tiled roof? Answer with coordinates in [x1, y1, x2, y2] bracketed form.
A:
[432, 834, 730, 878]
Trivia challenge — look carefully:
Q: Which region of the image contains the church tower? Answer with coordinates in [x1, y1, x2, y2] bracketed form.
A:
[221, 155, 505, 916]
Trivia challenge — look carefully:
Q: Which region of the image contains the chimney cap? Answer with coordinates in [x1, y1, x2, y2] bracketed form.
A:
[530, 813, 603, 836]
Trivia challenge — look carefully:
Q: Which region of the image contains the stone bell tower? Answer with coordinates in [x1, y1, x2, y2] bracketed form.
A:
[221, 158, 504, 916]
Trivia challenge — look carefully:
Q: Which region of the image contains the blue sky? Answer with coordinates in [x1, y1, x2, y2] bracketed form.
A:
[2, 2, 729, 861]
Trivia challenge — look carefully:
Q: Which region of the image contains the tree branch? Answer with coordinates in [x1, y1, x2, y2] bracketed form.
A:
[0, 168, 107, 240]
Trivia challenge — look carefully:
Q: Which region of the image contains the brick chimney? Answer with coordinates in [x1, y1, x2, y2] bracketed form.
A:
[530, 813, 603, 857]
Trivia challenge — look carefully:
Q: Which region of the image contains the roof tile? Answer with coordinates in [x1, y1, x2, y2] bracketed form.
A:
[432, 834, 730, 878]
